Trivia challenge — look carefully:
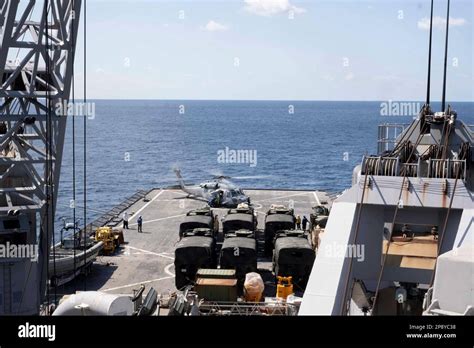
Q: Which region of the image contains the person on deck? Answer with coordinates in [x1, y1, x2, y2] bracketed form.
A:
[122, 211, 129, 229]
[296, 215, 302, 229]
[302, 216, 309, 231]
[137, 216, 143, 233]
[218, 191, 224, 206]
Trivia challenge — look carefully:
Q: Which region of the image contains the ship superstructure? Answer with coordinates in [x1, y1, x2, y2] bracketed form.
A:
[300, 107, 473, 315]
[300, 0, 473, 315]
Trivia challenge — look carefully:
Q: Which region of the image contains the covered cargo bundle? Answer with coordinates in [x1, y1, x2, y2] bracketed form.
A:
[179, 214, 214, 239]
[312, 215, 328, 229]
[310, 205, 329, 229]
[264, 211, 295, 256]
[222, 212, 256, 235]
[273, 232, 315, 287]
[243, 272, 264, 302]
[174, 233, 216, 289]
[219, 233, 257, 284]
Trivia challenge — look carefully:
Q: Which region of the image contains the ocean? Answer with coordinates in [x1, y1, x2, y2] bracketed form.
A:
[56, 100, 474, 232]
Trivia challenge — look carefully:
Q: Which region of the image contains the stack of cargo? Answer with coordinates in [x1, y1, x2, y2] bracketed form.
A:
[194, 269, 238, 302]
[174, 228, 217, 289]
[264, 206, 295, 256]
[272, 230, 315, 288]
[222, 204, 257, 236]
[219, 229, 257, 288]
[179, 207, 218, 239]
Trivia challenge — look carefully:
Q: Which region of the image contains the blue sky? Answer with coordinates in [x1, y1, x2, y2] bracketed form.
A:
[72, 0, 473, 101]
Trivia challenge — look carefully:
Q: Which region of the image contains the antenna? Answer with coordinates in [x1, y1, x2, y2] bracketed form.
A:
[426, 0, 434, 105]
[441, 0, 450, 112]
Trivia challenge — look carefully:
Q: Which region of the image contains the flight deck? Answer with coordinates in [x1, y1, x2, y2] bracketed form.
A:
[56, 188, 332, 302]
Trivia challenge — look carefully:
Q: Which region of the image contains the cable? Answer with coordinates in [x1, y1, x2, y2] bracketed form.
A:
[388, 118, 421, 158]
[71, 0, 77, 289]
[426, 0, 434, 105]
[48, 0, 58, 307]
[38, 0, 57, 312]
[441, 117, 453, 160]
[57, 203, 111, 216]
[340, 161, 370, 315]
[83, 0, 88, 291]
[429, 164, 461, 287]
[44, 0, 51, 313]
[441, 0, 451, 112]
[371, 122, 430, 312]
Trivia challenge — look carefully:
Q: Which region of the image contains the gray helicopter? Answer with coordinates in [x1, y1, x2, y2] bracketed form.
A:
[174, 169, 250, 208]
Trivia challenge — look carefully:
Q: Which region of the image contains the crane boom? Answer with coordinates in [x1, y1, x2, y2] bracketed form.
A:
[0, 0, 81, 314]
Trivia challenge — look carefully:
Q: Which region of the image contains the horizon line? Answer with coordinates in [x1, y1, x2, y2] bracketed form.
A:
[75, 98, 474, 103]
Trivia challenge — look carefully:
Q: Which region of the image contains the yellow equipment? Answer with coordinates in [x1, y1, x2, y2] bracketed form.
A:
[276, 276, 293, 300]
[95, 226, 123, 255]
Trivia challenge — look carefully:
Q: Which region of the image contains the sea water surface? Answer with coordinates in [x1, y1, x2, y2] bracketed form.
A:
[56, 100, 474, 230]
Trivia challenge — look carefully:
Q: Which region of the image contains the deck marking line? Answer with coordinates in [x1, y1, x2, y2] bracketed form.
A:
[253, 192, 310, 203]
[128, 213, 186, 226]
[126, 246, 174, 260]
[129, 189, 165, 221]
[313, 191, 321, 205]
[164, 263, 175, 277]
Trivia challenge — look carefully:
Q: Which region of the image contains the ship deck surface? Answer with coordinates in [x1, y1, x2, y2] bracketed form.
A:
[55, 188, 331, 302]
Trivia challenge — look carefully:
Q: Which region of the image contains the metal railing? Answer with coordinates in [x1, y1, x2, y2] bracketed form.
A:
[198, 300, 298, 316]
[377, 123, 409, 154]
